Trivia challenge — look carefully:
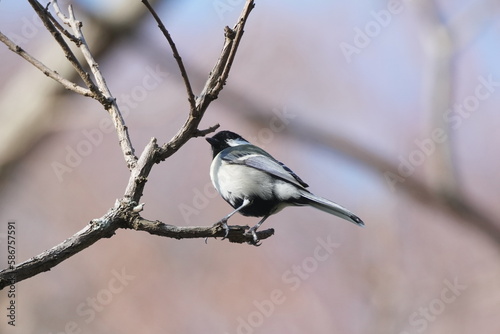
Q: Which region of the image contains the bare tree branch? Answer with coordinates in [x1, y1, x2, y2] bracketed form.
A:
[52, 0, 138, 168]
[158, 0, 255, 161]
[0, 32, 92, 96]
[197, 1, 255, 112]
[0, 199, 272, 290]
[0, 0, 257, 289]
[0, 0, 162, 177]
[130, 217, 274, 244]
[27, 0, 100, 97]
[142, 0, 197, 111]
[0, 203, 124, 290]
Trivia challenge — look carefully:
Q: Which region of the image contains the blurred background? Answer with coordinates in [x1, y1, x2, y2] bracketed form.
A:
[1, 0, 500, 333]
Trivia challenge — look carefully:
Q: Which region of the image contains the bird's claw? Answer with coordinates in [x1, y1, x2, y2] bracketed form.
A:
[213, 219, 230, 240]
[210, 220, 263, 246]
[244, 227, 261, 246]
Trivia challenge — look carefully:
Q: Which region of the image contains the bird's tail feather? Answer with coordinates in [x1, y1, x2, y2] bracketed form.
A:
[298, 190, 365, 227]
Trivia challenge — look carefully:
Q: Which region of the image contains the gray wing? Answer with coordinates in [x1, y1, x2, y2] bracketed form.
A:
[220, 145, 309, 189]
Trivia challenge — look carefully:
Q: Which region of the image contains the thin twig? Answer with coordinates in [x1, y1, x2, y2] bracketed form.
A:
[27, 0, 99, 96]
[48, 1, 81, 45]
[52, 0, 72, 24]
[0, 0, 161, 181]
[142, 0, 197, 111]
[0, 32, 92, 96]
[158, 0, 255, 160]
[195, 0, 255, 113]
[209, 0, 255, 96]
[58, 1, 137, 167]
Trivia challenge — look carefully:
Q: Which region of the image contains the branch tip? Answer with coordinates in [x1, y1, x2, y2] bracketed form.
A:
[194, 124, 221, 137]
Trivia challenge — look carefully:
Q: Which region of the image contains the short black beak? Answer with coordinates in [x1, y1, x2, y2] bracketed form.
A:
[206, 137, 217, 146]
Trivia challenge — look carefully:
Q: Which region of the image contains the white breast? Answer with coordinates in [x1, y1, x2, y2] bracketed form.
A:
[210, 157, 301, 206]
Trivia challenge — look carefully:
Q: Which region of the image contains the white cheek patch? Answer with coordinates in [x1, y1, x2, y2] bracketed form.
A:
[226, 138, 249, 147]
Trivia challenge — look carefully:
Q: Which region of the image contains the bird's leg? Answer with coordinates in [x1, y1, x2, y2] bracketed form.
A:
[245, 214, 270, 246]
[214, 198, 252, 239]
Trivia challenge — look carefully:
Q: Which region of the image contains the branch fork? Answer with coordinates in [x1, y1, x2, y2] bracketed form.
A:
[0, 0, 259, 289]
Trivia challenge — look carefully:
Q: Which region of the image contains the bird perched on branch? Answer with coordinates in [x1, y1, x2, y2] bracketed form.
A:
[206, 130, 364, 244]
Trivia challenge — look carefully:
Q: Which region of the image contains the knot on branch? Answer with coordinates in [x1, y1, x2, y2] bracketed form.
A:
[224, 26, 236, 39]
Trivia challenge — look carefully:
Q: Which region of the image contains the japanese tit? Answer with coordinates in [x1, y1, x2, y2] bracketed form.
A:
[206, 130, 364, 244]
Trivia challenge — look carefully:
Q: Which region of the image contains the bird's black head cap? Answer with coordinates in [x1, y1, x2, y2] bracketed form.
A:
[206, 130, 249, 158]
